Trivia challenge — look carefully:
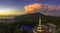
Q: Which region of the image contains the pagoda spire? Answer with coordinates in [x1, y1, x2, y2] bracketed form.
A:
[36, 17, 42, 32]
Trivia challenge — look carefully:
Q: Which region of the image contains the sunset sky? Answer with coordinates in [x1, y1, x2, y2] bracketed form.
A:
[0, 0, 60, 16]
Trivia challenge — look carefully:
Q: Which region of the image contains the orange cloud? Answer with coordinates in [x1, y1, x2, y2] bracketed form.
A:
[24, 3, 60, 13]
[56, 6, 60, 10]
[24, 3, 43, 13]
[47, 5, 60, 11]
[47, 5, 57, 11]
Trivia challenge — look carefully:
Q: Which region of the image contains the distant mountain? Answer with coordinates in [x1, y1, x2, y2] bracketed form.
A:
[0, 12, 58, 24]
[0, 12, 59, 33]
[15, 12, 46, 26]
[15, 12, 57, 21]
[15, 12, 58, 25]
[15, 13, 44, 22]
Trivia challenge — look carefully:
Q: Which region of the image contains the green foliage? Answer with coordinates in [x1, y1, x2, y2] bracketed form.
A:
[0, 16, 60, 33]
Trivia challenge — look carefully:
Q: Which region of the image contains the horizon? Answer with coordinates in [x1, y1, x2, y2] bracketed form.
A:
[0, 0, 60, 16]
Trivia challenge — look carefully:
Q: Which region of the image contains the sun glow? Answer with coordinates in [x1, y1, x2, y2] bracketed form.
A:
[0, 8, 24, 16]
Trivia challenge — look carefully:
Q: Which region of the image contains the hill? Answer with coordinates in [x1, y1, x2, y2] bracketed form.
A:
[0, 12, 59, 33]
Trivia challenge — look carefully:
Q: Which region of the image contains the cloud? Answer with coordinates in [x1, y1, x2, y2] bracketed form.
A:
[24, 3, 60, 16]
[47, 5, 57, 11]
[24, 3, 43, 13]
[24, 3, 60, 12]
[44, 4, 60, 11]
[56, 6, 60, 10]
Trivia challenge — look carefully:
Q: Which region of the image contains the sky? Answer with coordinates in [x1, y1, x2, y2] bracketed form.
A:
[0, 0, 60, 16]
[0, 0, 60, 11]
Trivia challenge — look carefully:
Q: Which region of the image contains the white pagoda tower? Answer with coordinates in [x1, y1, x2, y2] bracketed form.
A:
[36, 18, 42, 32]
[33, 18, 42, 33]
[33, 17, 52, 33]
